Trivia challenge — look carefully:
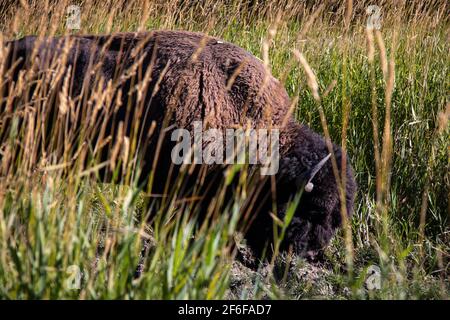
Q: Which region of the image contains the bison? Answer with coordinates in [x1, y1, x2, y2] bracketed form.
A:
[2, 30, 356, 263]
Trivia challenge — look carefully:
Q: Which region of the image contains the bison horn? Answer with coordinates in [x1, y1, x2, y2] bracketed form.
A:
[296, 153, 331, 192]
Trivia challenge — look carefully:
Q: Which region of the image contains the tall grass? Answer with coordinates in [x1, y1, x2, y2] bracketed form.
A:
[0, 0, 448, 299]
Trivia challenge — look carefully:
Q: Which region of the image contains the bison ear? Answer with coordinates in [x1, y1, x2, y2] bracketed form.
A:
[295, 153, 331, 192]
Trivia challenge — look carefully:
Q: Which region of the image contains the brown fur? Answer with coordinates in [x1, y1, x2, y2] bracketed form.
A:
[3, 31, 356, 263]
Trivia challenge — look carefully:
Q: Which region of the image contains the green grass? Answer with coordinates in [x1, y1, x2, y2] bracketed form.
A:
[0, 0, 448, 299]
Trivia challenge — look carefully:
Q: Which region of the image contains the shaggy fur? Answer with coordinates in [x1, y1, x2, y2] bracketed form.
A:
[3, 31, 356, 261]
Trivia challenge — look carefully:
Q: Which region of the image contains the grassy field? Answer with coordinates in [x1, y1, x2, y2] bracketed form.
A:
[0, 0, 448, 299]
